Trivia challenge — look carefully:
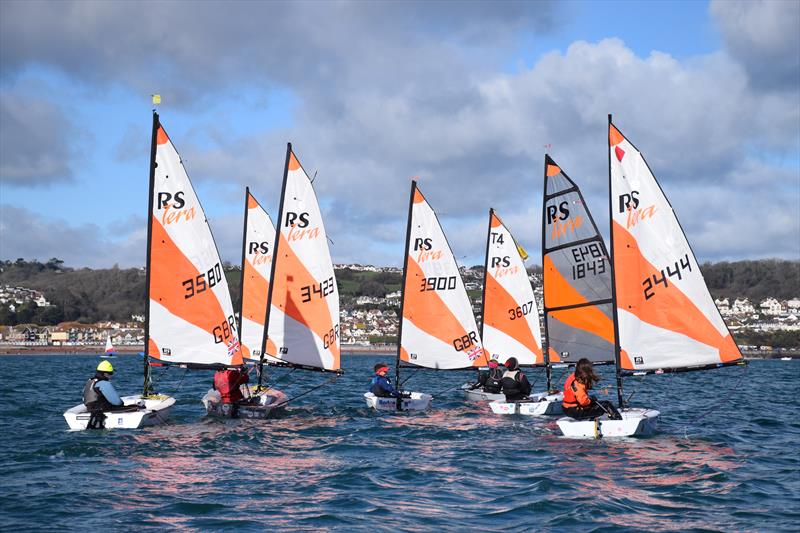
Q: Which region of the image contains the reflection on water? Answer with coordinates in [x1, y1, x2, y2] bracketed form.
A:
[0, 355, 797, 531]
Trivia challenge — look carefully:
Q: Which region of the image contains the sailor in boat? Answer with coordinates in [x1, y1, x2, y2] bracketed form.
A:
[82, 361, 139, 429]
[369, 363, 407, 398]
[500, 357, 532, 402]
[561, 358, 621, 420]
[473, 358, 504, 394]
[213, 368, 251, 406]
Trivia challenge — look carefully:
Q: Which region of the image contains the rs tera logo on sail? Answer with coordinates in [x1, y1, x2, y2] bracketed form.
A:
[547, 201, 583, 239]
[248, 242, 272, 265]
[618, 191, 657, 229]
[157, 191, 196, 225]
[284, 211, 320, 241]
[413, 237, 443, 262]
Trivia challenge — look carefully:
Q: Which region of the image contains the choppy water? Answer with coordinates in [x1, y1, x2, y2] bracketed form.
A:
[1, 354, 798, 532]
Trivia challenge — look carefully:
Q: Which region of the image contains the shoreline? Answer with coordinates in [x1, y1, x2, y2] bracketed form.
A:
[0, 345, 397, 356]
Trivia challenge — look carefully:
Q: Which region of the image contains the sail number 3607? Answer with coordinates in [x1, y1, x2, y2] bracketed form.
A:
[182, 263, 223, 299]
[301, 276, 335, 303]
[508, 300, 536, 320]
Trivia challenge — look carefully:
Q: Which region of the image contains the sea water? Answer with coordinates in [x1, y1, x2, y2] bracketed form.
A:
[0, 354, 798, 532]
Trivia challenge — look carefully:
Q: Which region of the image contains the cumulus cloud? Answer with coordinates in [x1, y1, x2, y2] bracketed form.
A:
[710, 0, 800, 92]
[0, 90, 75, 185]
[0, 0, 797, 266]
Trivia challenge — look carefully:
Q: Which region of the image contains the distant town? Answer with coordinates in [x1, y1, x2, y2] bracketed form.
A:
[1, 262, 798, 356]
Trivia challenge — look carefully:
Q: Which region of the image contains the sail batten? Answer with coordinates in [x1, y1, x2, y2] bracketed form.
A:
[608, 121, 743, 371]
[264, 144, 340, 372]
[481, 210, 543, 366]
[147, 114, 242, 367]
[542, 154, 615, 365]
[399, 182, 487, 370]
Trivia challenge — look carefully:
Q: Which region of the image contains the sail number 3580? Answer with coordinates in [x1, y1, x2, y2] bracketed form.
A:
[182, 263, 223, 299]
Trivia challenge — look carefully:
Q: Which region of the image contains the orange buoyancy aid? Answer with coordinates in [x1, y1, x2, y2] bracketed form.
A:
[562, 374, 591, 408]
[214, 370, 248, 404]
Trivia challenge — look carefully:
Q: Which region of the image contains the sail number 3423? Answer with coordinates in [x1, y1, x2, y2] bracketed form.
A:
[301, 276, 335, 303]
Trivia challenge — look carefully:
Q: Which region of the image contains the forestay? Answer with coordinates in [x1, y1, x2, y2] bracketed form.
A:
[238, 189, 281, 363]
[608, 122, 742, 371]
[481, 210, 542, 366]
[399, 182, 487, 369]
[542, 155, 615, 365]
[147, 117, 243, 367]
[264, 144, 340, 372]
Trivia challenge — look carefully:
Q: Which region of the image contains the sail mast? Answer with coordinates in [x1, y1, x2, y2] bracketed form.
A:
[237, 186, 251, 336]
[607, 113, 625, 408]
[258, 144, 292, 388]
[395, 180, 417, 394]
[541, 155, 552, 391]
[478, 208, 493, 354]
[142, 111, 159, 396]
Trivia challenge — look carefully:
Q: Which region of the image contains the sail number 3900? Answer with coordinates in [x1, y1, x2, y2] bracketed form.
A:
[182, 263, 223, 299]
[420, 276, 457, 292]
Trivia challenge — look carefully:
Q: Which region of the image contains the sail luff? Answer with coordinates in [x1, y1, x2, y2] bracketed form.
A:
[607, 114, 625, 407]
[143, 111, 159, 395]
[237, 186, 251, 336]
[478, 208, 493, 344]
[396, 180, 418, 389]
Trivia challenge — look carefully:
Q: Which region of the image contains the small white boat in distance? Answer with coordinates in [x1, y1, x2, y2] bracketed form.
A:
[557, 408, 660, 438]
[489, 391, 564, 416]
[64, 395, 175, 431]
[364, 392, 432, 411]
[781, 356, 792, 361]
[100, 335, 115, 358]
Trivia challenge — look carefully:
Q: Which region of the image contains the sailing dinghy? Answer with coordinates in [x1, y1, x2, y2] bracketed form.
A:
[259, 145, 343, 389]
[366, 181, 487, 411]
[100, 334, 116, 358]
[494, 155, 617, 417]
[557, 116, 744, 438]
[202, 188, 287, 418]
[465, 209, 561, 415]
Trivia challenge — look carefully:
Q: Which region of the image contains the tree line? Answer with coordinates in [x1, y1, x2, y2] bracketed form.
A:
[0, 257, 797, 327]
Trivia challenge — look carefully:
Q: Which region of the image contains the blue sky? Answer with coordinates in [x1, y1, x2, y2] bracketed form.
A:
[1, 0, 798, 269]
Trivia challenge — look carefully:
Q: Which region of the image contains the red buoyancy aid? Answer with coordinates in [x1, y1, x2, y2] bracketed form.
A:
[214, 370, 247, 403]
[562, 374, 591, 408]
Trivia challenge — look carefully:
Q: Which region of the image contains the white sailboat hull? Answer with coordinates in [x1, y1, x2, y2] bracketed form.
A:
[557, 407, 660, 438]
[63, 395, 175, 431]
[202, 388, 288, 419]
[461, 382, 505, 402]
[489, 391, 564, 416]
[364, 392, 432, 411]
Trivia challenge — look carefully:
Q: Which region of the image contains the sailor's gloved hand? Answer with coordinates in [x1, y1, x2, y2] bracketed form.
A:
[136, 400, 146, 408]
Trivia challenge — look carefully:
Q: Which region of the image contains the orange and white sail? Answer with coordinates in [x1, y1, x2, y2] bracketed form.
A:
[264, 144, 340, 372]
[542, 155, 615, 365]
[608, 119, 742, 371]
[481, 209, 543, 366]
[237, 188, 281, 363]
[399, 181, 487, 369]
[146, 113, 243, 367]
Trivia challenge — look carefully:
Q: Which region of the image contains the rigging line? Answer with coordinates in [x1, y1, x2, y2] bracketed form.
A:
[433, 381, 464, 397]
[273, 374, 339, 408]
[682, 364, 749, 438]
[399, 368, 421, 388]
[171, 368, 189, 396]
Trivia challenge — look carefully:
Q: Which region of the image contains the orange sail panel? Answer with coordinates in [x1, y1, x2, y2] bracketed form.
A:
[481, 210, 543, 365]
[541, 154, 615, 364]
[265, 146, 340, 371]
[609, 122, 743, 371]
[148, 120, 242, 366]
[400, 182, 486, 369]
[239, 190, 280, 362]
